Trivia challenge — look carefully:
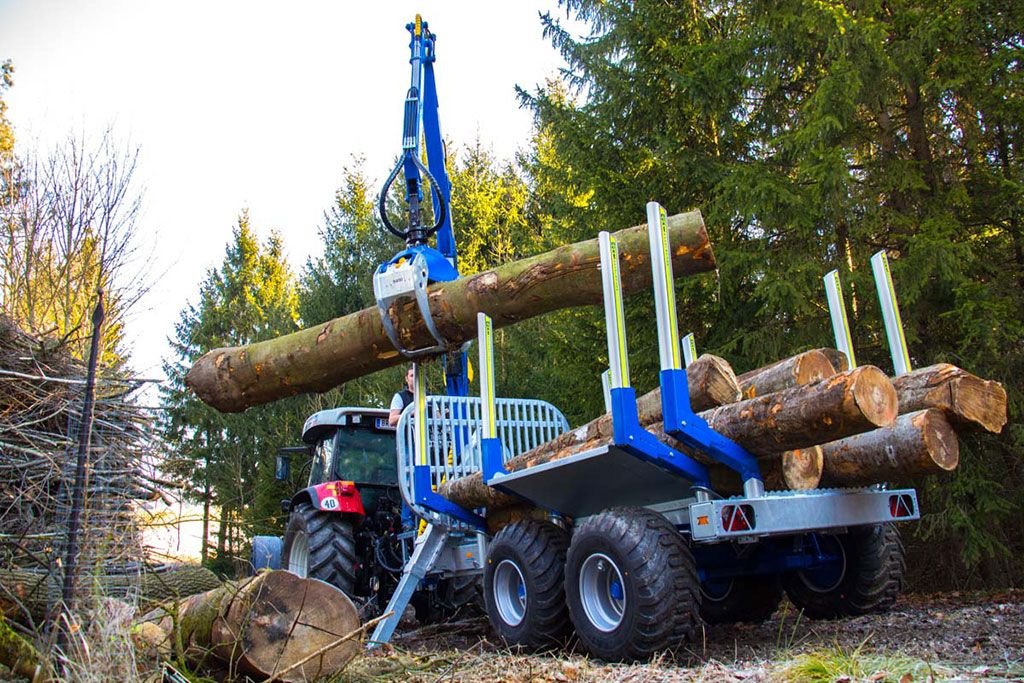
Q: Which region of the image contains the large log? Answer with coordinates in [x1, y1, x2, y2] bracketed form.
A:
[139, 570, 360, 683]
[186, 211, 716, 412]
[737, 349, 837, 399]
[892, 364, 1007, 433]
[441, 366, 895, 511]
[820, 409, 959, 487]
[0, 564, 221, 621]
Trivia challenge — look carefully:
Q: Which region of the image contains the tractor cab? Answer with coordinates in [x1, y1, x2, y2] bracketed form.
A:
[295, 407, 399, 517]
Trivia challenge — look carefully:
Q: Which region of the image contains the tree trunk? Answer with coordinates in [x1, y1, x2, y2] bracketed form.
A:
[737, 349, 837, 399]
[186, 211, 717, 412]
[0, 564, 221, 621]
[440, 366, 896, 511]
[820, 409, 959, 487]
[892, 364, 1007, 434]
[819, 348, 850, 373]
[138, 570, 360, 683]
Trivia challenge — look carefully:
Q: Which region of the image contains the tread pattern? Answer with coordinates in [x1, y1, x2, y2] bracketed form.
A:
[283, 502, 357, 596]
[484, 519, 570, 650]
[783, 523, 905, 619]
[566, 507, 700, 662]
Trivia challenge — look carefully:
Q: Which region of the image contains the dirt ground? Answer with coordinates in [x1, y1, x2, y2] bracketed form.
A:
[346, 590, 1024, 682]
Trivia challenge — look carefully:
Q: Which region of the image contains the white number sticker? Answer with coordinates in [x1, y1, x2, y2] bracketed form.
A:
[320, 497, 339, 510]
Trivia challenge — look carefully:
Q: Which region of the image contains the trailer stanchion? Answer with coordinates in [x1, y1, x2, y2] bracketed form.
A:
[824, 269, 857, 370]
[478, 313, 505, 482]
[681, 333, 697, 368]
[871, 250, 911, 376]
[644, 202, 763, 496]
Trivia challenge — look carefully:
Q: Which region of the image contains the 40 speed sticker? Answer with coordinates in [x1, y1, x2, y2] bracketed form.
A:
[320, 497, 339, 510]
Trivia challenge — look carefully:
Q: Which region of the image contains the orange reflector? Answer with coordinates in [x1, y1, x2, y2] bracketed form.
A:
[697, 515, 709, 526]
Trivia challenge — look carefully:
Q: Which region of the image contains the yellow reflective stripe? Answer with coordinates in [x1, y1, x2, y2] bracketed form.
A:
[609, 237, 630, 387]
[880, 255, 910, 371]
[659, 206, 681, 370]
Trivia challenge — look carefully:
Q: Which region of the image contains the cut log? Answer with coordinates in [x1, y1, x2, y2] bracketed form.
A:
[186, 211, 716, 412]
[700, 365, 897, 456]
[819, 348, 850, 373]
[820, 409, 959, 487]
[0, 564, 221, 621]
[706, 446, 824, 494]
[737, 349, 837, 399]
[139, 570, 360, 683]
[892, 364, 1007, 434]
[440, 366, 895, 511]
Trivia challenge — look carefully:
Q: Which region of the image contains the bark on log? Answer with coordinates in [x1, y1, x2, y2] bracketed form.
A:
[0, 564, 221, 621]
[892, 364, 1007, 434]
[0, 615, 51, 682]
[441, 365, 895, 511]
[820, 409, 959, 487]
[139, 570, 360, 683]
[186, 211, 716, 412]
[737, 349, 837, 399]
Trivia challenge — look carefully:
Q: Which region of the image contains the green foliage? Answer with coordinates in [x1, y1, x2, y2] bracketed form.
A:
[777, 640, 952, 682]
[527, 0, 1024, 585]
[162, 212, 309, 566]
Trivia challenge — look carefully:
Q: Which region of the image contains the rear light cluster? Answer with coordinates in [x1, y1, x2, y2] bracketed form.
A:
[889, 494, 915, 519]
[721, 504, 755, 532]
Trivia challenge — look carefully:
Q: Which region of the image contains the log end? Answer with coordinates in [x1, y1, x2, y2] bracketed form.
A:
[794, 350, 838, 385]
[917, 409, 960, 472]
[849, 366, 899, 427]
[782, 446, 823, 490]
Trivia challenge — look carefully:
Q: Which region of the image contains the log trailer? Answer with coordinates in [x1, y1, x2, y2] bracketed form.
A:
[256, 16, 921, 661]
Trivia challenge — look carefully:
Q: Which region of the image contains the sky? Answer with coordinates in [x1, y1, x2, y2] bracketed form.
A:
[0, 0, 580, 382]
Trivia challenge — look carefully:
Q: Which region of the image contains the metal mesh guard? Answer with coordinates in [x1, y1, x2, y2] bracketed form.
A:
[397, 395, 569, 528]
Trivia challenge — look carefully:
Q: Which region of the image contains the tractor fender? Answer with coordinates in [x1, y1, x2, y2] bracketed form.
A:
[291, 480, 366, 518]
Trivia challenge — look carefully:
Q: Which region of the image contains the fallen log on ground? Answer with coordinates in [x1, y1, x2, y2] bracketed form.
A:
[892, 364, 1007, 433]
[0, 564, 221, 621]
[186, 211, 716, 412]
[441, 366, 894, 511]
[820, 409, 959, 487]
[737, 349, 837, 399]
[137, 570, 360, 683]
[0, 615, 51, 682]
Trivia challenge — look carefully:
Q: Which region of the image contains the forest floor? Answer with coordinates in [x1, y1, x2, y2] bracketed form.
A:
[343, 589, 1024, 682]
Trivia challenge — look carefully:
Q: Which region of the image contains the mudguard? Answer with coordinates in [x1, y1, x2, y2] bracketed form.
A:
[293, 480, 366, 518]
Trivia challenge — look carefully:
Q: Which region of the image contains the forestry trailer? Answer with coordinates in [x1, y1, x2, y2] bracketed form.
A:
[255, 16, 920, 661]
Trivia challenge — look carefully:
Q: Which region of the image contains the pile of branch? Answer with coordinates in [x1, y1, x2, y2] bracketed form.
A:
[0, 315, 163, 619]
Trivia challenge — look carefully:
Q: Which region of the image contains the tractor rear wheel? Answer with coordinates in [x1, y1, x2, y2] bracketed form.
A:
[483, 519, 570, 651]
[282, 502, 357, 596]
[565, 507, 700, 662]
[782, 524, 905, 619]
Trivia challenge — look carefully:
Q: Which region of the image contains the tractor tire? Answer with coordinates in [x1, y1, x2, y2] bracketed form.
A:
[700, 575, 783, 624]
[782, 523, 905, 619]
[281, 502, 357, 596]
[565, 507, 700, 662]
[484, 519, 571, 651]
[250, 535, 283, 573]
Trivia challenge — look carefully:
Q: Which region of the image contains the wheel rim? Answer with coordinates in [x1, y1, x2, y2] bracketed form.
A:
[578, 552, 626, 632]
[493, 559, 527, 627]
[288, 533, 309, 578]
[798, 535, 846, 593]
[701, 578, 735, 602]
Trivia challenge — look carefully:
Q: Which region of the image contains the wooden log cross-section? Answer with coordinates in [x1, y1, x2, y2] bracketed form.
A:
[186, 211, 717, 412]
[138, 570, 361, 683]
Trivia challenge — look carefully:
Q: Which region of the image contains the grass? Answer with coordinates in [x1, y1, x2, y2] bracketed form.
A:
[774, 639, 955, 683]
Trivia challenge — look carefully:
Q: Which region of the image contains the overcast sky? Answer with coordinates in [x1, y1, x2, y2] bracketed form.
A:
[1, 1, 579, 381]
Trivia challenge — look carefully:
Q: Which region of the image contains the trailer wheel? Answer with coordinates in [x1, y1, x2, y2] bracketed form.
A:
[565, 508, 700, 661]
[700, 574, 783, 624]
[484, 519, 570, 650]
[282, 502, 357, 596]
[783, 524, 905, 619]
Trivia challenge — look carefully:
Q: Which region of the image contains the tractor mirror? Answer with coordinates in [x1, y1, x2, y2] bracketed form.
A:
[275, 453, 290, 481]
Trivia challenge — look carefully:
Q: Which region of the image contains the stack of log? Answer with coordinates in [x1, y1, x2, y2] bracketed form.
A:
[438, 349, 1007, 527]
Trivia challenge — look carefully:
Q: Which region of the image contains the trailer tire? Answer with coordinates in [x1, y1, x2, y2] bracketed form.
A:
[484, 519, 570, 651]
[783, 524, 905, 619]
[700, 575, 782, 624]
[565, 508, 700, 662]
[282, 502, 357, 596]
